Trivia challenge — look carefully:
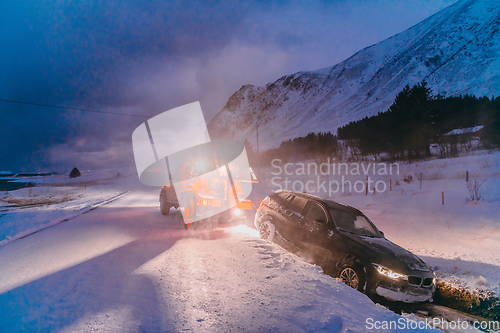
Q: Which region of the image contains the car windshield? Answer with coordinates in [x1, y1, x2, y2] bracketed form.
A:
[327, 206, 382, 238]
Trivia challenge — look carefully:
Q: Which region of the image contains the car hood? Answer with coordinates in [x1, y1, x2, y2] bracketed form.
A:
[345, 233, 431, 274]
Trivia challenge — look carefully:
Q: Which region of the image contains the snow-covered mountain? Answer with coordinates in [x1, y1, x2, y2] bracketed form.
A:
[208, 0, 500, 148]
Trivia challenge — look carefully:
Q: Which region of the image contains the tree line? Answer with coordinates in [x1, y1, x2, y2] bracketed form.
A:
[256, 132, 341, 166]
[248, 82, 500, 167]
[337, 82, 500, 160]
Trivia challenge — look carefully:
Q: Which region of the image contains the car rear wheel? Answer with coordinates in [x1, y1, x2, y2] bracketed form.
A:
[338, 264, 365, 292]
[259, 220, 275, 242]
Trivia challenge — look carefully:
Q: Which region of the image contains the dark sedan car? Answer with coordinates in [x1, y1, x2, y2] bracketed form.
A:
[254, 190, 436, 303]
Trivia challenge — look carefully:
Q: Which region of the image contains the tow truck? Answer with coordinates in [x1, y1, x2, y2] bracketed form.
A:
[159, 158, 258, 229]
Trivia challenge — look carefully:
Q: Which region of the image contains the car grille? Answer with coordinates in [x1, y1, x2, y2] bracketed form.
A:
[408, 276, 423, 286]
[422, 277, 434, 287]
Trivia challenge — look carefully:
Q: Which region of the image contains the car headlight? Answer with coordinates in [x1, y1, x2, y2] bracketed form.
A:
[373, 263, 408, 280]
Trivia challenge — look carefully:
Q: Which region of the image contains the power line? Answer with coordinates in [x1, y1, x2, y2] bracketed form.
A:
[0, 96, 331, 140]
[0, 98, 208, 124]
[0, 98, 150, 118]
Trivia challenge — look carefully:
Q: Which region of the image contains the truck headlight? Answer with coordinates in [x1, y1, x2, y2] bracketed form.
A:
[373, 264, 407, 280]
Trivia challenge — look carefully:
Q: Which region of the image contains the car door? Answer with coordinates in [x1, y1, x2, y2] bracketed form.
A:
[299, 200, 336, 267]
[269, 192, 297, 241]
[327, 207, 367, 264]
[283, 195, 308, 242]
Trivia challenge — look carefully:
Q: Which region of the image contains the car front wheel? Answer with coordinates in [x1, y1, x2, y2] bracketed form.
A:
[259, 220, 275, 242]
[338, 263, 365, 292]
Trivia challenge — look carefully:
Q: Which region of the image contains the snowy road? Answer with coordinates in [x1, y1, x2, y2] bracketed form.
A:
[0, 187, 437, 332]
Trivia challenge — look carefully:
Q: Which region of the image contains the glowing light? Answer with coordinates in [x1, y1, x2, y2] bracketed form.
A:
[227, 224, 259, 237]
[249, 167, 257, 180]
[196, 159, 208, 172]
[234, 208, 242, 216]
[237, 201, 253, 210]
[373, 264, 407, 280]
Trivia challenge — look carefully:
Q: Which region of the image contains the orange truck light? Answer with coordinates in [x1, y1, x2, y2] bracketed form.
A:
[237, 201, 253, 210]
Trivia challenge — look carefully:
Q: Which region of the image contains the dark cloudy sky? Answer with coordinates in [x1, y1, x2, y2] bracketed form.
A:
[0, 0, 457, 173]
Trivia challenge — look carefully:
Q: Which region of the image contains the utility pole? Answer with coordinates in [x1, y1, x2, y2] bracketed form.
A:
[256, 122, 260, 178]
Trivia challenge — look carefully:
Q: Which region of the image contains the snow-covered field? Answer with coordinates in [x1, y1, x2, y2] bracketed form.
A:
[0, 171, 131, 246]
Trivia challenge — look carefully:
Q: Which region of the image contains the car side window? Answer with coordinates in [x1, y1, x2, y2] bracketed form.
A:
[304, 202, 327, 223]
[330, 209, 380, 237]
[274, 192, 290, 208]
[289, 196, 308, 215]
[270, 192, 291, 212]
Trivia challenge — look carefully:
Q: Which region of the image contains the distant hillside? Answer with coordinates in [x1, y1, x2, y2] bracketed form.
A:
[208, 0, 500, 149]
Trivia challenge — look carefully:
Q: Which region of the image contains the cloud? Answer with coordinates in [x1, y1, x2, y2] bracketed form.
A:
[0, 0, 458, 172]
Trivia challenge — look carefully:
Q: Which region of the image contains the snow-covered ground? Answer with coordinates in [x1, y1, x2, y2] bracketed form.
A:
[0, 186, 439, 332]
[0, 151, 499, 331]
[0, 171, 131, 246]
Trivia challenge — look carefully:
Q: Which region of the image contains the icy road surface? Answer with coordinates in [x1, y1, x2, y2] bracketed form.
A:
[0, 188, 438, 332]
